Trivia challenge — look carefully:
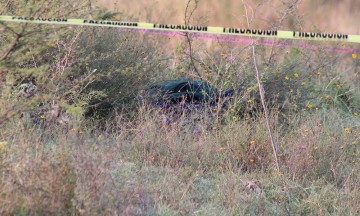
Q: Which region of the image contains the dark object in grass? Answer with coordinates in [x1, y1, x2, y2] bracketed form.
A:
[142, 78, 243, 112]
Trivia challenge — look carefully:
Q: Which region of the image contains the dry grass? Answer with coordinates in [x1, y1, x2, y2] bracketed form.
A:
[1, 0, 359, 215]
[0, 107, 359, 215]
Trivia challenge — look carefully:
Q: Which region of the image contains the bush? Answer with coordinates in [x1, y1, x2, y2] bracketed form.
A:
[0, 0, 359, 214]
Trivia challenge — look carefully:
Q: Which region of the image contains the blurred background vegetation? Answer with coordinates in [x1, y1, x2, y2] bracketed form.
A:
[96, 0, 360, 34]
[0, 0, 359, 215]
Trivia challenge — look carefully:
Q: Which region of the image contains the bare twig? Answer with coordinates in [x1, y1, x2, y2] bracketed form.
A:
[1, 0, 12, 14]
[242, 0, 280, 173]
[53, 30, 82, 78]
[0, 23, 27, 61]
[184, 0, 201, 77]
[267, 0, 302, 65]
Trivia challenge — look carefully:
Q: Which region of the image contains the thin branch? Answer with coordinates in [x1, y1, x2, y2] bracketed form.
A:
[0, 22, 19, 35]
[0, 0, 12, 14]
[267, 0, 302, 65]
[184, 0, 201, 77]
[0, 23, 27, 61]
[242, 0, 280, 173]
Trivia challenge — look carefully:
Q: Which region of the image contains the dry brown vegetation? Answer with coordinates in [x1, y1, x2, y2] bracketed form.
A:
[0, 0, 359, 215]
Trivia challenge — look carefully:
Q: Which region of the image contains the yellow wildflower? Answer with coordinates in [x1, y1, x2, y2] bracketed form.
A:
[250, 140, 255, 145]
[352, 53, 357, 59]
[293, 73, 299, 78]
[301, 82, 305, 86]
[284, 75, 289, 80]
[218, 147, 226, 151]
[307, 104, 313, 109]
[39, 115, 45, 119]
[0, 141, 7, 154]
[351, 141, 357, 145]
[315, 71, 321, 75]
[344, 128, 351, 134]
[278, 172, 283, 177]
[325, 95, 331, 99]
[247, 99, 253, 103]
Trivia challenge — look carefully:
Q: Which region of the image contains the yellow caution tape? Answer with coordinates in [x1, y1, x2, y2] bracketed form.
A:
[1, 15, 360, 43]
